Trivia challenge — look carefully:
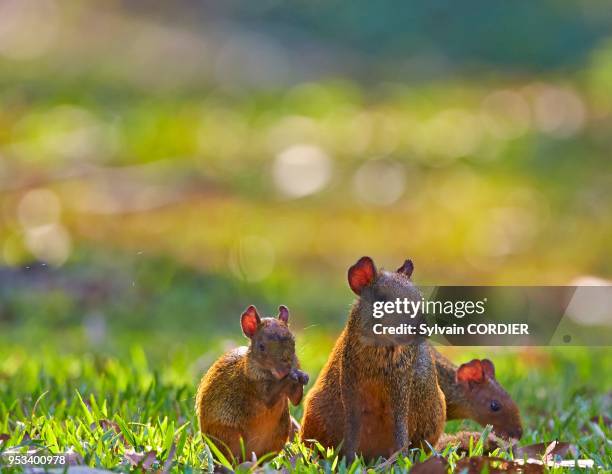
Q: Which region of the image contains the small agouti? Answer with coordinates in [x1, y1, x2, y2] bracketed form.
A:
[300, 257, 446, 460]
[433, 351, 523, 440]
[196, 305, 309, 460]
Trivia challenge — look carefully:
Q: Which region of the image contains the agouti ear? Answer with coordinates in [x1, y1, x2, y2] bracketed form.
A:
[348, 256, 377, 295]
[396, 259, 414, 278]
[278, 305, 289, 324]
[457, 359, 485, 385]
[241, 305, 261, 338]
[481, 358, 496, 380]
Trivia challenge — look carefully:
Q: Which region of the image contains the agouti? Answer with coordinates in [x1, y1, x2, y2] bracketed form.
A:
[300, 257, 446, 460]
[433, 351, 523, 440]
[196, 305, 309, 460]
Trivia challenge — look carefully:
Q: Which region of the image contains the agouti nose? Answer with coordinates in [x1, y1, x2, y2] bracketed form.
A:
[511, 428, 523, 439]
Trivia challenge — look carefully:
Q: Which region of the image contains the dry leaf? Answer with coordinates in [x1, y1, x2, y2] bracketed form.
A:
[92, 419, 127, 446]
[436, 431, 510, 453]
[514, 441, 572, 460]
[97, 419, 121, 433]
[124, 449, 157, 469]
[65, 449, 85, 465]
[410, 455, 447, 474]
[454, 456, 543, 474]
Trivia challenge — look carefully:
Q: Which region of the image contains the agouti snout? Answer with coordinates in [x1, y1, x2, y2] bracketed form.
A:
[456, 358, 523, 440]
[244, 305, 300, 380]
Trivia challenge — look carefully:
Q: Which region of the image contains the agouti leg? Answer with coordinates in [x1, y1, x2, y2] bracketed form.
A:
[390, 375, 410, 452]
[340, 365, 361, 462]
[202, 424, 243, 461]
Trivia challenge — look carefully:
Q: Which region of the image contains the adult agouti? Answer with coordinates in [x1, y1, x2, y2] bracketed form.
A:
[300, 256, 446, 460]
[434, 352, 523, 440]
[196, 305, 309, 460]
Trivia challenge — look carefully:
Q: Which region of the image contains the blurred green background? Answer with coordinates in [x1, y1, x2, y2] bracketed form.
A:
[0, 1, 611, 362]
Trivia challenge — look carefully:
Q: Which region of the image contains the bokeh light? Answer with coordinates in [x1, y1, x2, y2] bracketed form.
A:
[229, 235, 276, 282]
[0, 0, 59, 60]
[24, 223, 71, 266]
[273, 144, 332, 198]
[533, 86, 586, 138]
[353, 158, 406, 206]
[481, 90, 531, 140]
[17, 188, 61, 229]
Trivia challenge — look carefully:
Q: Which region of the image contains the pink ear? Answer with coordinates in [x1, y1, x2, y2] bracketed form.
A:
[481, 359, 496, 379]
[457, 359, 485, 384]
[278, 305, 289, 323]
[396, 259, 414, 278]
[348, 256, 377, 295]
[241, 305, 261, 338]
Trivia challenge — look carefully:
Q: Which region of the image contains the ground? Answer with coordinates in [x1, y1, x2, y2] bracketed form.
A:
[0, 336, 610, 472]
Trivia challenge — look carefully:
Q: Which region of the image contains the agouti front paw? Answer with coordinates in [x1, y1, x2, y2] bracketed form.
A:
[289, 368, 309, 385]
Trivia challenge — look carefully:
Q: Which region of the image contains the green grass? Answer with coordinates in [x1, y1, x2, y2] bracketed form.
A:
[0, 340, 610, 472]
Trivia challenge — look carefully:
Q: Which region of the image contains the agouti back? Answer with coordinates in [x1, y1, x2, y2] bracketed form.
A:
[433, 351, 523, 440]
[196, 305, 308, 460]
[300, 257, 446, 460]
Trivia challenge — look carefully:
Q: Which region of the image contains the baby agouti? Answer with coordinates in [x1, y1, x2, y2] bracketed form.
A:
[300, 257, 446, 461]
[434, 352, 523, 440]
[196, 305, 309, 460]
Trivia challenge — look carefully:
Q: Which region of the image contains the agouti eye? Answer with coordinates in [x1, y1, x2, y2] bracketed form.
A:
[258, 343, 266, 352]
[490, 400, 501, 412]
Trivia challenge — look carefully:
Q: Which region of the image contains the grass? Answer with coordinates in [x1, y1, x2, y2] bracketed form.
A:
[0, 338, 610, 473]
[0, 6, 610, 472]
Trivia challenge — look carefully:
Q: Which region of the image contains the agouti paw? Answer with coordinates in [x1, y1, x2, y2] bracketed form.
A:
[290, 369, 309, 385]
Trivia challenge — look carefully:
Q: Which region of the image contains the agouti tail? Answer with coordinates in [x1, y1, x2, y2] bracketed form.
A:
[300, 257, 446, 461]
[196, 305, 308, 460]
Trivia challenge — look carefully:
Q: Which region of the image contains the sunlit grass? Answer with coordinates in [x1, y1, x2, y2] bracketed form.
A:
[0, 342, 609, 472]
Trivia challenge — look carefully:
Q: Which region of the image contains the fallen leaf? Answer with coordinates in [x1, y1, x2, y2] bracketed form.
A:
[435, 431, 511, 453]
[92, 419, 127, 446]
[514, 441, 572, 460]
[97, 419, 121, 433]
[514, 458, 595, 469]
[65, 449, 84, 465]
[454, 456, 543, 474]
[124, 449, 157, 469]
[90, 419, 121, 436]
[410, 455, 447, 474]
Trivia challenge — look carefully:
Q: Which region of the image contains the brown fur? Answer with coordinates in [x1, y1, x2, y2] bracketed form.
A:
[300, 257, 446, 460]
[433, 350, 523, 440]
[196, 307, 308, 460]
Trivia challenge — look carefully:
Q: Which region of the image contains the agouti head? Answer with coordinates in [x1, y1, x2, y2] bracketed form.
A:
[347, 256, 424, 344]
[456, 358, 523, 440]
[241, 304, 296, 380]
